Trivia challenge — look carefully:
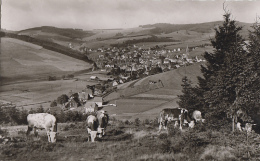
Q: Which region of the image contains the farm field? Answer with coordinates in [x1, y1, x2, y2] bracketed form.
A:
[102, 98, 168, 120]
[0, 79, 96, 110]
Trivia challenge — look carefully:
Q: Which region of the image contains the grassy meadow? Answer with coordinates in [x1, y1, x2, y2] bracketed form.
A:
[1, 118, 260, 161]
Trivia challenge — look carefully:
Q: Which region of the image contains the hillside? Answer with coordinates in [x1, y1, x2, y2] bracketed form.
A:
[0, 38, 91, 85]
[14, 21, 253, 50]
[102, 63, 203, 120]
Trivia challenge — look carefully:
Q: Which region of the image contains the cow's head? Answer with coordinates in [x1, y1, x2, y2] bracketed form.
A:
[97, 127, 104, 138]
[182, 109, 191, 123]
[49, 132, 57, 143]
[188, 121, 195, 128]
[90, 131, 98, 142]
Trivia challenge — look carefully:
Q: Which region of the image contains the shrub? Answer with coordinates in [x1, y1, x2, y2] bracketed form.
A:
[48, 76, 57, 81]
[134, 118, 141, 126]
[143, 119, 150, 125]
[200, 145, 237, 161]
[124, 120, 131, 125]
[36, 105, 44, 113]
[50, 100, 57, 107]
[160, 139, 172, 153]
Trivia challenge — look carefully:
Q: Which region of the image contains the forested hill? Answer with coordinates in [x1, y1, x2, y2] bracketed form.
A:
[1, 32, 93, 64]
[140, 21, 253, 39]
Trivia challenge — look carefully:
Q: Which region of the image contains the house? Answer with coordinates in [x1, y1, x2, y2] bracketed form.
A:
[89, 96, 103, 107]
[64, 93, 82, 109]
[90, 76, 99, 80]
[78, 92, 87, 103]
[85, 102, 98, 113]
[112, 81, 119, 86]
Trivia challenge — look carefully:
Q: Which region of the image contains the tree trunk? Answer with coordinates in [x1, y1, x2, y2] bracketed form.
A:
[232, 116, 235, 132]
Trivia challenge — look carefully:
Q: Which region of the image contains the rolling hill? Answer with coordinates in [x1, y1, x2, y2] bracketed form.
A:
[15, 21, 253, 50]
[0, 37, 91, 85]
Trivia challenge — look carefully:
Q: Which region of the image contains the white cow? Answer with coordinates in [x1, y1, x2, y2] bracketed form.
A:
[27, 113, 57, 143]
[192, 110, 205, 123]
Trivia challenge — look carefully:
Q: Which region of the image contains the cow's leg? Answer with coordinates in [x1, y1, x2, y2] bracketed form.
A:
[34, 127, 39, 138]
[158, 123, 162, 133]
[26, 126, 33, 141]
[103, 128, 105, 136]
[236, 122, 242, 131]
[179, 119, 183, 130]
[164, 120, 168, 129]
[87, 128, 91, 142]
[158, 117, 164, 133]
[174, 121, 179, 128]
[47, 131, 51, 142]
[179, 114, 183, 130]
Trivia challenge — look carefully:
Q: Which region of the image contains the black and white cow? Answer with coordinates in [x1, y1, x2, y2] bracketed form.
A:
[158, 108, 194, 132]
[96, 110, 109, 138]
[86, 115, 98, 142]
[235, 109, 258, 133]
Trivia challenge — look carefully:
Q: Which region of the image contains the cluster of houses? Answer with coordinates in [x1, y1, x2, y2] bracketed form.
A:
[84, 45, 205, 86]
[63, 88, 104, 111]
[87, 45, 205, 72]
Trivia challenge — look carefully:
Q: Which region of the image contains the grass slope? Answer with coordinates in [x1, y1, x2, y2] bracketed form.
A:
[0, 38, 91, 84]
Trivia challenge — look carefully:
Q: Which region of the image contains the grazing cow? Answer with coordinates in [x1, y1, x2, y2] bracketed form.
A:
[236, 121, 257, 133]
[158, 108, 193, 132]
[235, 110, 257, 133]
[86, 115, 98, 142]
[191, 110, 205, 123]
[96, 110, 109, 138]
[27, 113, 57, 143]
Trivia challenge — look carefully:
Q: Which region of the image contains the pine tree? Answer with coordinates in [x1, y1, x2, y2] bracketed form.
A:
[177, 76, 203, 112]
[234, 20, 260, 122]
[198, 12, 246, 119]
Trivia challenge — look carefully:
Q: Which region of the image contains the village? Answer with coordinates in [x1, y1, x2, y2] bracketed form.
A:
[57, 44, 206, 113]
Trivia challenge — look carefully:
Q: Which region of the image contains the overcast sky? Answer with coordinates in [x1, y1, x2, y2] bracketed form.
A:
[2, 0, 260, 31]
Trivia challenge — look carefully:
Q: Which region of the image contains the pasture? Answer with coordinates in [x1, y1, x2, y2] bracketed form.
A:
[0, 79, 96, 110]
[1, 118, 260, 161]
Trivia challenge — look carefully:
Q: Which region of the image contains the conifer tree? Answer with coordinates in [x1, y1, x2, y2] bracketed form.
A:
[234, 19, 260, 122]
[198, 12, 246, 119]
[177, 76, 203, 112]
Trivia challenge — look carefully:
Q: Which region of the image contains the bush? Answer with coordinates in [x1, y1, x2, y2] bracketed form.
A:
[50, 100, 57, 107]
[160, 139, 172, 153]
[200, 145, 237, 161]
[48, 76, 57, 81]
[134, 118, 141, 126]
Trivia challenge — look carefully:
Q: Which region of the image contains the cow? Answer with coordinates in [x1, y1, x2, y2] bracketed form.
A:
[86, 115, 98, 142]
[191, 110, 205, 123]
[237, 122, 257, 133]
[235, 109, 257, 133]
[96, 110, 109, 138]
[158, 108, 194, 133]
[27, 113, 57, 143]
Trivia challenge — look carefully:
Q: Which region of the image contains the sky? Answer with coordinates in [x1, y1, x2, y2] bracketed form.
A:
[1, 0, 260, 31]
